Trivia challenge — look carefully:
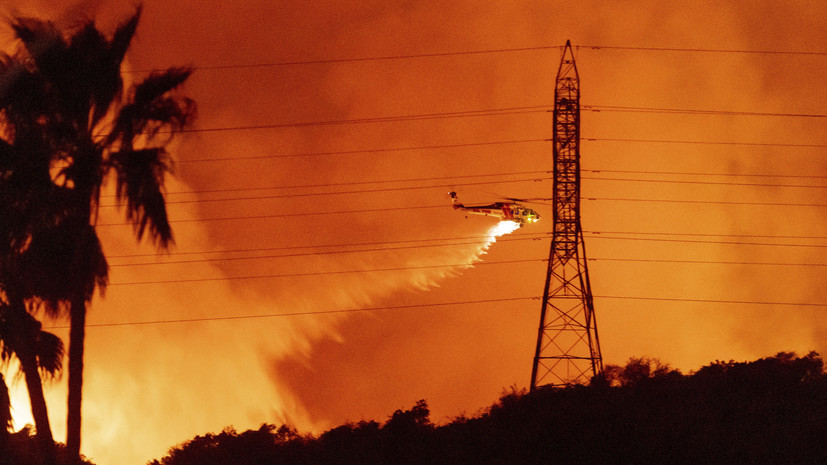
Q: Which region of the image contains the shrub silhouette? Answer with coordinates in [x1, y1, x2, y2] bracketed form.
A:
[147, 351, 827, 465]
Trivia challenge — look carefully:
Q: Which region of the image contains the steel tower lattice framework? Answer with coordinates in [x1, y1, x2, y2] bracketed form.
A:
[530, 41, 603, 390]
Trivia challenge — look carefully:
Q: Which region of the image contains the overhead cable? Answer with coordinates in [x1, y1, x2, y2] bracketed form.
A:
[108, 257, 547, 286]
[46, 296, 541, 329]
[579, 45, 827, 56]
[44, 292, 827, 330]
[583, 104, 827, 118]
[97, 195, 827, 226]
[584, 138, 827, 148]
[177, 138, 548, 163]
[97, 172, 826, 208]
[106, 229, 827, 261]
[129, 43, 826, 74]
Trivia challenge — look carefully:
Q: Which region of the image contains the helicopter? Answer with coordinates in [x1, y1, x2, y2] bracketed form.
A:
[449, 191, 540, 227]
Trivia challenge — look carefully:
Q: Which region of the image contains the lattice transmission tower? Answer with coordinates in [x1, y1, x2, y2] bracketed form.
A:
[530, 41, 603, 390]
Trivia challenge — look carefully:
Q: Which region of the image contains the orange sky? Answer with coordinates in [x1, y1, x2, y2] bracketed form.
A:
[2, 1, 826, 464]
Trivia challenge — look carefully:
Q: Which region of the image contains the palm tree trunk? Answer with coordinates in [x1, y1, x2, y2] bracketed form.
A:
[0, 373, 10, 457]
[19, 349, 57, 465]
[7, 301, 57, 465]
[66, 297, 86, 463]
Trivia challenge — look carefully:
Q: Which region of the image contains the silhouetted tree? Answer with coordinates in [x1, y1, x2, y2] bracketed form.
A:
[382, 399, 433, 463]
[1, 18, 96, 465]
[0, 6, 195, 462]
[0, 38, 75, 465]
[599, 356, 678, 387]
[316, 420, 381, 463]
[0, 373, 11, 453]
[1, 426, 96, 465]
[0, 300, 64, 465]
[149, 424, 305, 465]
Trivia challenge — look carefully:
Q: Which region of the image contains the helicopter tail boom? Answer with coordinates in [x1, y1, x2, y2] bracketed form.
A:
[449, 191, 462, 208]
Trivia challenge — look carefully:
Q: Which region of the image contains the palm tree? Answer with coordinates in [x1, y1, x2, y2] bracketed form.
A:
[0, 373, 10, 452]
[0, 299, 64, 465]
[0, 38, 76, 465]
[2, 6, 195, 461]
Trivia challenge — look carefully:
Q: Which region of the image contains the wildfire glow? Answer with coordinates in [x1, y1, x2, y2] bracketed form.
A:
[4, 2, 825, 465]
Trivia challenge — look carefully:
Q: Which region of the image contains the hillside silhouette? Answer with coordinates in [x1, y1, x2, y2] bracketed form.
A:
[146, 351, 826, 465]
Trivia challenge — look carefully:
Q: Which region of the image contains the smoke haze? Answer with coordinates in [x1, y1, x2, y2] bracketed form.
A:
[2, 1, 826, 464]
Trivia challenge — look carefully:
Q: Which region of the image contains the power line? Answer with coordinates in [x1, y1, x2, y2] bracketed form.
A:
[160, 175, 826, 207]
[171, 134, 824, 164]
[582, 176, 827, 189]
[97, 172, 825, 208]
[109, 237, 532, 267]
[584, 137, 827, 148]
[130, 45, 562, 73]
[108, 257, 547, 286]
[583, 104, 827, 118]
[105, 229, 827, 262]
[110, 244, 827, 269]
[45, 296, 541, 329]
[596, 295, 827, 307]
[589, 257, 827, 267]
[98, 204, 447, 227]
[97, 193, 827, 226]
[176, 138, 548, 163]
[147, 169, 552, 197]
[166, 168, 827, 197]
[100, 175, 553, 207]
[98, 166, 827, 206]
[178, 106, 552, 134]
[584, 168, 827, 181]
[579, 45, 827, 56]
[178, 122, 827, 140]
[581, 197, 827, 207]
[586, 235, 827, 249]
[171, 105, 826, 138]
[106, 232, 550, 259]
[43, 291, 827, 329]
[103, 228, 827, 272]
[585, 230, 827, 239]
[128, 43, 827, 74]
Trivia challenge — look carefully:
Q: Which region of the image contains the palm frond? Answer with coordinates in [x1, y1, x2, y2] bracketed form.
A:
[58, 143, 106, 202]
[109, 147, 174, 248]
[134, 67, 193, 107]
[10, 17, 66, 70]
[0, 53, 27, 108]
[67, 21, 112, 125]
[0, 58, 50, 124]
[0, 324, 12, 366]
[108, 67, 195, 146]
[110, 6, 142, 68]
[0, 304, 20, 366]
[35, 330, 63, 379]
[0, 171, 66, 260]
[0, 301, 62, 383]
[10, 17, 69, 94]
[19, 221, 108, 312]
[0, 139, 12, 175]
